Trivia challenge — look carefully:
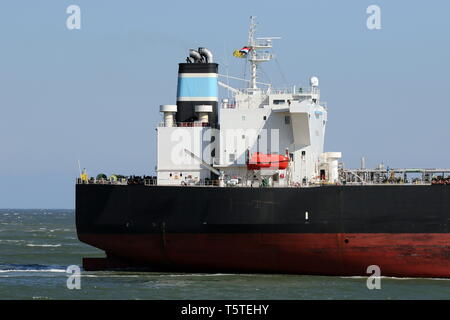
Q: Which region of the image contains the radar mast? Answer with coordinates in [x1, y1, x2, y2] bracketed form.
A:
[247, 16, 280, 90]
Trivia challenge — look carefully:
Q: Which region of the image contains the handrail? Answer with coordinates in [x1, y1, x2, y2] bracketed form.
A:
[158, 122, 218, 128]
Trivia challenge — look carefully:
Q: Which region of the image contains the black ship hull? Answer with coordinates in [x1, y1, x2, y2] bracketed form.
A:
[75, 184, 450, 277]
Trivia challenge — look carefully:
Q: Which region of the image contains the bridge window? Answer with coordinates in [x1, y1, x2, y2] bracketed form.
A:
[273, 99, 286, 105]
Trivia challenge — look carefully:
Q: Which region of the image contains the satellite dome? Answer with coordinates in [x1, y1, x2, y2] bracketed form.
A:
[310, 76, 319, 87]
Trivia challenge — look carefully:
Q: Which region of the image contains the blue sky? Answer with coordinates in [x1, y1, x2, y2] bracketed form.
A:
[0, 0, 449, 208]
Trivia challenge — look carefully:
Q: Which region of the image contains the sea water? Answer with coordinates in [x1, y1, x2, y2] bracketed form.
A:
[0, 209, 449, 300]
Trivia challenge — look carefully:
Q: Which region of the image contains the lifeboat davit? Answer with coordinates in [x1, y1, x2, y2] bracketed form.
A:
[247, 152, 289, 170]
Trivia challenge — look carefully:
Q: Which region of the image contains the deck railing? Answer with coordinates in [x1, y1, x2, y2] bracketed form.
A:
[158, 122, 218, 128]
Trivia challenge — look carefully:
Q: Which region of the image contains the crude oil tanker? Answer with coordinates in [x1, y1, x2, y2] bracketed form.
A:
[76, 17, 450, 278]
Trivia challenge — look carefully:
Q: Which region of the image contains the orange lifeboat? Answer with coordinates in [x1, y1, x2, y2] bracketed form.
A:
[247, 152, 289, 170]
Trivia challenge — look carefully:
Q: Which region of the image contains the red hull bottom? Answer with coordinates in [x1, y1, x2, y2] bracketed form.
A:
[79, 233, 450, 278]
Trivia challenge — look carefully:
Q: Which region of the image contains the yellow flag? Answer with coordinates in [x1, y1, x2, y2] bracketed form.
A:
[233, 50, 245, 58]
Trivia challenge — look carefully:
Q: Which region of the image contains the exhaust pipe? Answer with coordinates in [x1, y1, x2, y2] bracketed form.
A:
[189, 49, 202, 63]
[198, 47, 213, 63]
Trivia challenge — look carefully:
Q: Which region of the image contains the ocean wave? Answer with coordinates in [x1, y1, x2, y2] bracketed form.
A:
[0, 263, 68, 273]
[0, 239, 26, 242]
[26, 244, 61, 247]
[82, 274, 141, 278]
[0, 269, 66, 273]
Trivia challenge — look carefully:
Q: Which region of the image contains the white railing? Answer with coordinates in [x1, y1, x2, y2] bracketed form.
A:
[249, 52, 273, 61]
[158, 122, 218, 128]
[269, 86, 319, 95]
[253, 39, 273, 48]
[76, 176, 157, 186]
[76, 178, 128, 185]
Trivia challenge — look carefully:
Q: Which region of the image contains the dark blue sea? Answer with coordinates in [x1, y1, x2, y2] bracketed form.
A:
[0, 209, 449, 300]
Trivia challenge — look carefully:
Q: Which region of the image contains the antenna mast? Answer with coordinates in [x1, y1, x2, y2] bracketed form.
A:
[247, 16, 280, 90]
[248, 16, 257, 90]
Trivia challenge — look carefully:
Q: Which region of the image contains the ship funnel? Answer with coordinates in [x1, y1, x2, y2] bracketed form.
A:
[177, 47, 218, 124]
[198, 47, 213, 63]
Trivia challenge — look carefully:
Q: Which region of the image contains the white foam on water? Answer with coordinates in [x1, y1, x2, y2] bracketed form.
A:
[0, 269, 66, 273]
[26, 244, 61, 247]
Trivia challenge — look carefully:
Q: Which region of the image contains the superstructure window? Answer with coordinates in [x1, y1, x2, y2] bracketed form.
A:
[285, 116, 291, 124]
[273, 100, 286, 105]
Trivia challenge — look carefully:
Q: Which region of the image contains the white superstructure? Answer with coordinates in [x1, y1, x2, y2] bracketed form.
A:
[156, 17, 341, 187]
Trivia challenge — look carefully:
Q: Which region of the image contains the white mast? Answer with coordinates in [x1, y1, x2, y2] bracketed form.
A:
[247, 16, 280, 90]
[248, 16, 257, 90]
